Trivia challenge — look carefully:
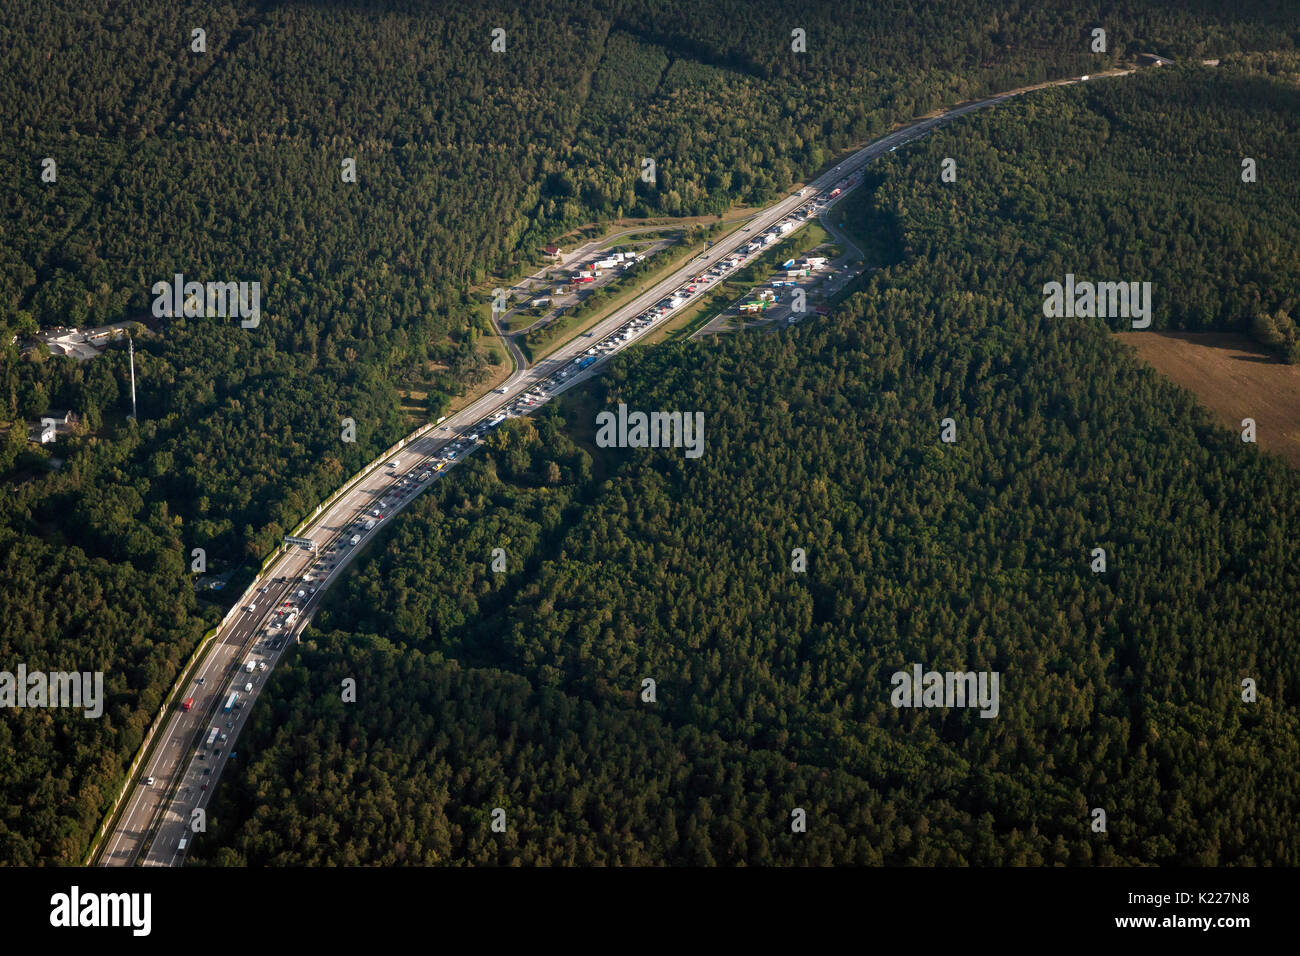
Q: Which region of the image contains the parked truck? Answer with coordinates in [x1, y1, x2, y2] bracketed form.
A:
[350, 534, 362, 546]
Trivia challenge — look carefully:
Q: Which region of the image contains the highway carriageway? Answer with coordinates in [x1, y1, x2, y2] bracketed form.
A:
[101, 69, 1119, 866]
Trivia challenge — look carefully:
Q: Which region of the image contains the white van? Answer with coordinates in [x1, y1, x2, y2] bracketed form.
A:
[244, 682, 253, 692]
[178, 837, 188, 851]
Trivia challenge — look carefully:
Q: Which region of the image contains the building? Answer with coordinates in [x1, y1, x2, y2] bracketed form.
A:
[31, 409, 78, 444]
[542, 245, 560, 259]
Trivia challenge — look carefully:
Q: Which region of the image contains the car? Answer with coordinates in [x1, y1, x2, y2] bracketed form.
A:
[203, 768, 211, 775]
[220, 734, 228, 742]
[202, 783, 208, 791]
[146, 776, 155, 786]
[197, 677, 205, 685]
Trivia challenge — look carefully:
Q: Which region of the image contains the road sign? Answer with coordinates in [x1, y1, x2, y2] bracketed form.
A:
[283, 536, 316, 551]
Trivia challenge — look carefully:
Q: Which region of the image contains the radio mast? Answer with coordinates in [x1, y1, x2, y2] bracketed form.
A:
[128, 333, 137, 421]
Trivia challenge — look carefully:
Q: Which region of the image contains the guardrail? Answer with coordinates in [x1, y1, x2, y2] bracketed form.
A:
[84, 623, 220, 865]
[87, 421, 438, 865]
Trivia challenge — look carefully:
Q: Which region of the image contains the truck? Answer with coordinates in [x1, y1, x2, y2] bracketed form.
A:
[178, 837, 188, 851]
[364, 519, 376, 530]
[245, 659, 255, 673]
[182, 697, 194, 712]
[206, 727, 219, 748]
[223, 692, 238, 713]
[830, 187, 842, 198]
[350, 534, 361, 546]
[244, 682, 253, 693]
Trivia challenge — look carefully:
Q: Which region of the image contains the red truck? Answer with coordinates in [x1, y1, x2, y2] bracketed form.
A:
[182, 697, 194, 711]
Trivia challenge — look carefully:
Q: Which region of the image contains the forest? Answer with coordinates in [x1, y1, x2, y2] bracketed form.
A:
[193, 61, 1300, 864]
[2, 0, 1299, 863]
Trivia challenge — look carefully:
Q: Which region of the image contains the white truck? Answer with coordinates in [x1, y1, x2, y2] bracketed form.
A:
[245, 659, 255, 673]
[364, 519, 376, 530]
[350, 534, 362, 546]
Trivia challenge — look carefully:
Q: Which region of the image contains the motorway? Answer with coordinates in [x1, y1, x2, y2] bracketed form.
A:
[97, 67, 1132, 867]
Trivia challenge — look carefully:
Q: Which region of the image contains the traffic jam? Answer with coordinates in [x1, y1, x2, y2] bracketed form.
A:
[177, 165, 866, 824]
[441, 168, 866, 449]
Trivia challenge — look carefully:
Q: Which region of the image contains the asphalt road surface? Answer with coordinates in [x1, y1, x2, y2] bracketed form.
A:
[97, 67, 1132, 867]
